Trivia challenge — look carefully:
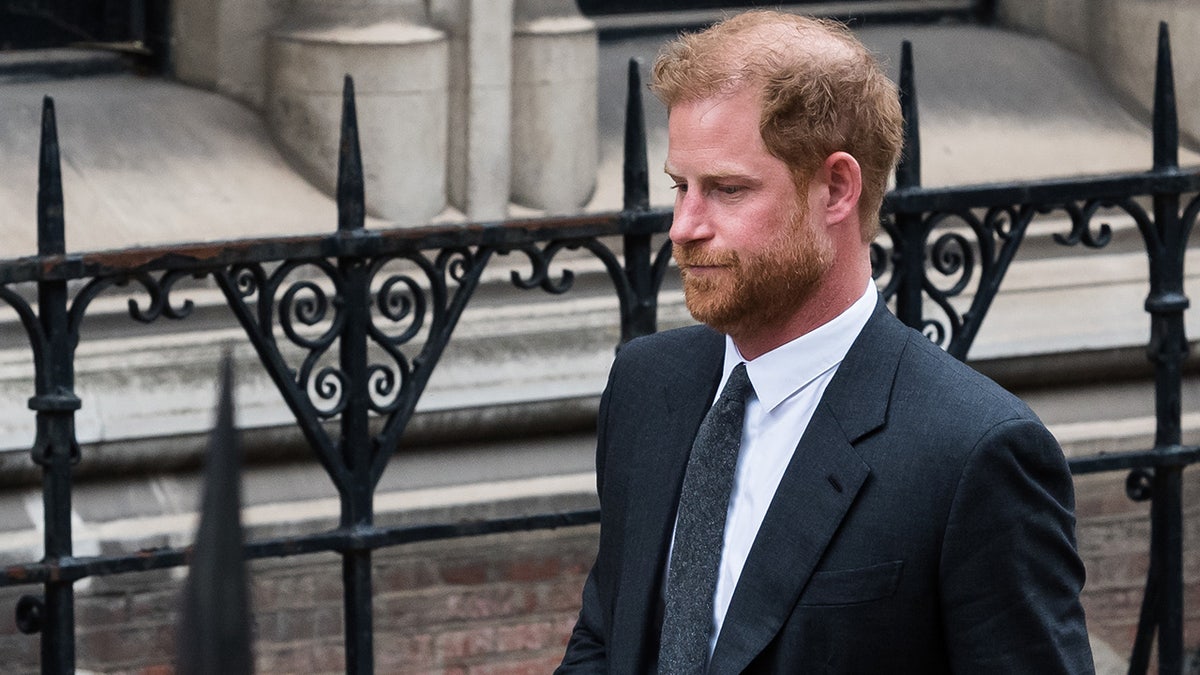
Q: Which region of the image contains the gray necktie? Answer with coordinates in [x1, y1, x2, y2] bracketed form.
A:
[658, 362, 753, 674]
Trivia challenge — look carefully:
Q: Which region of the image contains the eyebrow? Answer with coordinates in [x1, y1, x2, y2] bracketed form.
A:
[662, 163, 753, 180]
[663, 164, 761, 185]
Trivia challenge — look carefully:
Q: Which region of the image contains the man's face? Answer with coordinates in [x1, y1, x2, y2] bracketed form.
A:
[665, 88, 832, 339]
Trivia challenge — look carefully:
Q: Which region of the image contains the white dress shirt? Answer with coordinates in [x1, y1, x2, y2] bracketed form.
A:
[667, 281, 877, 656]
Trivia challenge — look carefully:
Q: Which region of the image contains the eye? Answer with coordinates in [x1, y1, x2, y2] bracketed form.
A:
[716, 185, 742, 195]
[671, 182, 688, 194]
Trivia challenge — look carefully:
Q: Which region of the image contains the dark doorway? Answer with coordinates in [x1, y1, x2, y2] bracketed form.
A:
[1, 0, 168, 61]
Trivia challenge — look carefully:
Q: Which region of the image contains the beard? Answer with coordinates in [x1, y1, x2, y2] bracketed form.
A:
[673, 204, 833, 339]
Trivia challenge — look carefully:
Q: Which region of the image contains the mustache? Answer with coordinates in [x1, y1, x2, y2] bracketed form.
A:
[672, 243, 739, 268]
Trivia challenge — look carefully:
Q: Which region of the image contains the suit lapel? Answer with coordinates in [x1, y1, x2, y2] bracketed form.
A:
[709, 299, 910, 673]
[610, 328, 725, 673]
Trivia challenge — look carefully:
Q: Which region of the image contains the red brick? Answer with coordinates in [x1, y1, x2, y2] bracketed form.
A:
[375, 557, 441, 590]
[465, 650, 566, 675]
[375, 631, 435, 670]
[536, 577, 587, 613]
[503, 556, 561, 583]
[435, 626, 496, 662]
[493, 620, 560, 653]
[444, 586, 538, 621]
[441, 560, 491, 586]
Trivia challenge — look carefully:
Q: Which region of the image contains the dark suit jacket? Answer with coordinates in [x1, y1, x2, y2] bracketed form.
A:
[558, 299, 1094, 674]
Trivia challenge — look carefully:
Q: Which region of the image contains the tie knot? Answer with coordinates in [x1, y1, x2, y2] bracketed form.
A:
[724, 362, 753, 403]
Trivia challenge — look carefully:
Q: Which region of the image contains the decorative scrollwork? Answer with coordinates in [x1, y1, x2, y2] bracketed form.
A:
[439, 246, 477, 284]
[127, 269, 200, 322]
[280, 280, 335, 350]
[984, 205, 1023, 241]
[231, 263, 264, 299]
[869, 242, 888, 280]
[0, 285, 47, 390]
[67, 269, 202, 336]
[873, 215, 901, 300]
[368, 363, 399, 406]
[1125, 467, 1154, 502]
[310, 365, 347, 417]
[651, 237, 675, 290]
[258, 259, 346, 417]
[372, 264, 427, 346]
[1180, 191, 1200, 246]
[364, 254, 436, 414]
[15, 595, 44, 635]
[921, 319, 947, 347]
[928, 231, 975, 297]
[1051, 199, 1123, 249]
[508, 242, 577, 294]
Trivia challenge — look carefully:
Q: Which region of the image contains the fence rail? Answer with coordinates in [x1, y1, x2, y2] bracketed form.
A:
[0, 22, 1196, 675]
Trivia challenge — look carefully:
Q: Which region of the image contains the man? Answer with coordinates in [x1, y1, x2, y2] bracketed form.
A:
[559, 10, 1093, 674]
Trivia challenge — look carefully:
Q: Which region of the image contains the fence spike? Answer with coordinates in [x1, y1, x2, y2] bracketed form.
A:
[896, 40, 921, 189]
[177, 355, 252, 675]
[623, 58, 650, 212]
[337, 75, 366, 232]
[1153, 21, 1178, 172]
[37, 97, 65, 256]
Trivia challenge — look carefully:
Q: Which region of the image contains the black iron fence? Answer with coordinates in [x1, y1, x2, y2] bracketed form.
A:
[0, 21, 1197, 675]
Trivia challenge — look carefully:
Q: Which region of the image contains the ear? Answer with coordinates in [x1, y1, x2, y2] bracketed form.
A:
[820, 151, 862, 227]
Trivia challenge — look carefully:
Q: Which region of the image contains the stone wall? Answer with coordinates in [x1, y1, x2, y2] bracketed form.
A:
[1073, 472, 1200, 664]
[997, 0, 1200, 147]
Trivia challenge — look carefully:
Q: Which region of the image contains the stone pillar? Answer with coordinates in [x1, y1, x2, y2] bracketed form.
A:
[266, 2, 449, 225]
[996, 0, 1200, 151]
[510, 0, 598, 214]
[170, 0, 220, 88]
[170, 0, 283, 109]
[429, 0, 515, 221]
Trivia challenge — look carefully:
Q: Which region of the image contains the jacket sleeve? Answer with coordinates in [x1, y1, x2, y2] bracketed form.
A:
[939, 417, 1095, 674]
[557, 565, 608, 673]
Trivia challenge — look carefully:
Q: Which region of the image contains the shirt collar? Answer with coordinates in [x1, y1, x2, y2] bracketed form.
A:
[722, 281, 877, 412]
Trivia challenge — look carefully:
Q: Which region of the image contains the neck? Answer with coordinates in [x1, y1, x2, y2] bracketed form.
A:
[731, 266, 869, 361]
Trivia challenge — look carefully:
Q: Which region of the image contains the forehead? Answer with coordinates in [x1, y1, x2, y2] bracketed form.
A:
[664, 88, 776, 176]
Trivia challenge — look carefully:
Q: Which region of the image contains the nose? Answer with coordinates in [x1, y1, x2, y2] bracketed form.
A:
[669, 188, 710, 245]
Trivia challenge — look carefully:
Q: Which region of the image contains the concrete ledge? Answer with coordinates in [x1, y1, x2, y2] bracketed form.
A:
[0, 48, 130, 83]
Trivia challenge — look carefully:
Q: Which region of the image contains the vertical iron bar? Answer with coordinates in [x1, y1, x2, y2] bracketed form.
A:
[176, 356, 252, 675]
[339, 76, 366, 236]
[1153, 23, 1179, 175]
[972, 0, 997, 25]
[1146, 22, 1185, 675]
[30, 96, 81, 675]
[336, 75, 374, 675]
[621, 58, 657, 343]
[893, 41, 926, 331]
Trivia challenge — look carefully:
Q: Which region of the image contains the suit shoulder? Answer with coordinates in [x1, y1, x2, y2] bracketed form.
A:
[892, 322, 1039, 426]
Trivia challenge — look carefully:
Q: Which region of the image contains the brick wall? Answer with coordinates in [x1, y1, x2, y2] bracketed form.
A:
[0, 526, 598, 674]
[1075, 469, 1200, 663]
[1, 472, 1198, 673]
